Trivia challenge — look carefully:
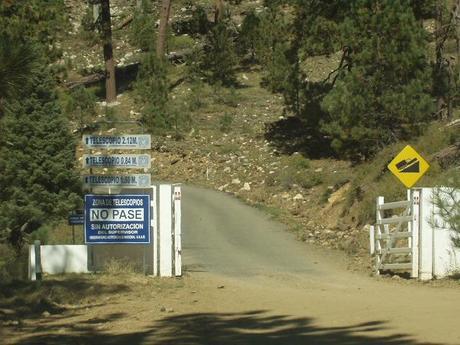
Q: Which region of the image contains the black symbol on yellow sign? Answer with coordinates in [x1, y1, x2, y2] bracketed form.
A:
[395, 158, 420, 173]
[388, 145, 429, 188]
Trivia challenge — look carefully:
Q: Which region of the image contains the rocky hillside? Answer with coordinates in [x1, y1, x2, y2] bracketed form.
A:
[58, 0, 459, 272]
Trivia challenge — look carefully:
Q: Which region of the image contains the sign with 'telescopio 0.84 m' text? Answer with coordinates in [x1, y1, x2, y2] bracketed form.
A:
[84, 194, 151, 244]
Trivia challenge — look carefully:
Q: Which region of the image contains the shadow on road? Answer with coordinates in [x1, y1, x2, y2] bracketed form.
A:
[0, 276, 130, 321]
[11, 310, 438, 345]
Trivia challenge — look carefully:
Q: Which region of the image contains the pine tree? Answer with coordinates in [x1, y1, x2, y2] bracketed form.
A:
[253, 5, 291, 92]
[135, 53, 170, 133]
[0, 68, 81, 251]
[321, 0, 434, 160]
[203, 21, 238, 85]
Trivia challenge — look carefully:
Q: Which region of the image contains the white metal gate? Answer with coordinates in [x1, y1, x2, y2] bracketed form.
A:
[370, 190, 420, 278]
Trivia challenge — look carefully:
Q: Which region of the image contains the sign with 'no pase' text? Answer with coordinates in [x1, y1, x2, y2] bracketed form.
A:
[84, 194, 151, 244]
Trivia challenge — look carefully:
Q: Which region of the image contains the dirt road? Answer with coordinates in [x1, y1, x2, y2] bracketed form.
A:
[4, 186, 460, 344]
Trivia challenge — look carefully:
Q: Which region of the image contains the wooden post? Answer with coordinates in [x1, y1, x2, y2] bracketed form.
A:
[34, 240, 42, 281]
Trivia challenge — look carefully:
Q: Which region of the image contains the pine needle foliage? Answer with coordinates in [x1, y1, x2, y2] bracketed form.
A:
[321, 0, 434, 160]
[0, 68, 81, 252]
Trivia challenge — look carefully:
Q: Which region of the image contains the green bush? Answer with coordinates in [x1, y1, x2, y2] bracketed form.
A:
[219, 113, 234, 132]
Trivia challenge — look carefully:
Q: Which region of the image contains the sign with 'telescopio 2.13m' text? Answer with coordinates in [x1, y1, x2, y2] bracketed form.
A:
[84, 194, 150, 244]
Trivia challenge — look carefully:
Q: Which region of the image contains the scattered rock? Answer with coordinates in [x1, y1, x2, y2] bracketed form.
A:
[231, 178, 241, 185]
[241, 182, 251, 191]
[327, 182, 351, 205]
[4, 320, 19, 327]
[217, 285, 225, 289]
[293, 194, 303, 200]
[224, 167, 231, 173]
[218, 184, 229, 191]
[160, 306, 166, 312]
[166, 308, 174, 313]
[42, 311, 51, 317]
[281, 192, 290, 199]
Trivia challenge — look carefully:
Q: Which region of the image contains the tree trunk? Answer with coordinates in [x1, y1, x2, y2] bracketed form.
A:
[435, 0, 448, 120]
[100, 0, 117, 103]
[214, 0, 224, 23]
[157, 0, 172, 59]
[456, 0, 460, 64]
[93, 3, 100, 24]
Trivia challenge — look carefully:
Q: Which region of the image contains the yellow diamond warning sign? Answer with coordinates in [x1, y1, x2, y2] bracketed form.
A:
[388, 145, 430, 188]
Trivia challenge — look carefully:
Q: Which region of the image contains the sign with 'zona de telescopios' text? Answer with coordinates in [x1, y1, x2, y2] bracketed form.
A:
[84, 194, 151, 244]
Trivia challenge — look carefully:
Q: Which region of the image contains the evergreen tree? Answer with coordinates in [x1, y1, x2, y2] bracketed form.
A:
[253, 5, 291, 92]
[321, 0, 434, 160]
[0, 35, 39, 118]
[135, 53, 170, 133]
[238, 9, 260, 60]
[203, 21, 238, 85]
[0, 68, 81, 251]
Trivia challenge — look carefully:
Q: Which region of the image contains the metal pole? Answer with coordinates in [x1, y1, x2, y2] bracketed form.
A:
[71, 210, 76, 244]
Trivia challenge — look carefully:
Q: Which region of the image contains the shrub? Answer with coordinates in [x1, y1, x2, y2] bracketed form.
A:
[219, 113, 234, 132]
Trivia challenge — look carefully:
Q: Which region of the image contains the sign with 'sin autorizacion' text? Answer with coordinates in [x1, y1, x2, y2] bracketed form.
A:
[82, 134, 151, 149]
[84, 194, 151, 244]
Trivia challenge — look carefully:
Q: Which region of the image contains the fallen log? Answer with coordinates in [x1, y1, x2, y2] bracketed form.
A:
[64, 50, 190, 89]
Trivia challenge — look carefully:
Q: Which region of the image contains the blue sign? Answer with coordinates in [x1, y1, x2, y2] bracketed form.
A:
[84, 194, 151, 244]
[68, 214, 84, 225]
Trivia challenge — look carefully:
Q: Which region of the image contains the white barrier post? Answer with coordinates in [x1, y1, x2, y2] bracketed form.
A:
[173, 185, 182, 276]
[410, 189, 419, 278]
[152, 185, 158, 276]
[417, 188, 433, 280]
[159, 184, 173, 277]
[369, 225, 375, 255]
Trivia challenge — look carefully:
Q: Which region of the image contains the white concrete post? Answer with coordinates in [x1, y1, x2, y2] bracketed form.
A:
[418, 188, 433, 280]
[152, 185, 158, 276]
[173, 185, 182, 276]
[411, 189, 420, 278]
[375, 196, 384, 274]
[369, 225, 375, 255]
[159, 184, 173, 277]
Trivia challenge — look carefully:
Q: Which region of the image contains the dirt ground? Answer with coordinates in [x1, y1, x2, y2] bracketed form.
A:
[2, 270, 460, 345]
